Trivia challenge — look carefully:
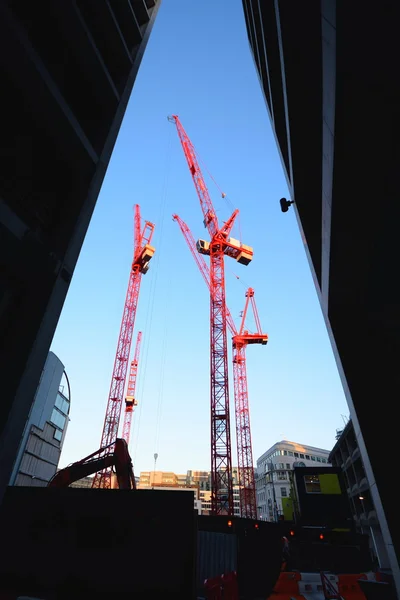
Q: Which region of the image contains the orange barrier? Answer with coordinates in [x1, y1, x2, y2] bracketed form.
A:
[272, 572, 302, 595]
[337, 573, 368, 598]
[221, 572, 239, 600]
[268, 592, 305, 600]
[204, 575, 222, 600]
[205, 571, 239, 600]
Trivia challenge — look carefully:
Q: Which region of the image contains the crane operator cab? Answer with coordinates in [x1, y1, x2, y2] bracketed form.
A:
[196, 239, 210, 256]
[125, 395, 138, 409]
[136, 244, 155, 274]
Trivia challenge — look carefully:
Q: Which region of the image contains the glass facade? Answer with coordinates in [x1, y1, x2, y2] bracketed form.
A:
[55, 393, 69, 415]
[50, 390, 70, 441]
[50, 408, 66, 430]
[10, 356, 71, 487]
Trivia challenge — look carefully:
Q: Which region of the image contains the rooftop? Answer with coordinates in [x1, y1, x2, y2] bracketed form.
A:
[257, 440, 331, 463]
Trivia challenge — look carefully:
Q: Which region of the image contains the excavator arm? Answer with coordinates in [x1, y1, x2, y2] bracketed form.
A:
[48, 438, 136, 489]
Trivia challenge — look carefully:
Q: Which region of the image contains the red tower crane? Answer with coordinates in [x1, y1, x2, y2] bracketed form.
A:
[173, 214, 267, 519]
[121, 330, 142, 445]
[233, 289, 267, 519]
[169, 115, 253, 515]
[92, 205, 155, 488]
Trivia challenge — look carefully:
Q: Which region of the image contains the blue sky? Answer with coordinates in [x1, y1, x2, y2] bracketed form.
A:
[52, 0, 349, 473]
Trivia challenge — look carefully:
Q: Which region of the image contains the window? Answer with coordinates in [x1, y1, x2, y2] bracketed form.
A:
[311, 456, 316, 461]
[279, 463, 284, 469]
[304, 475, 321, 493]
[288, 451, 294, 457]
[277, 472, 287, 481]
[286, 463, 291, 470]
[305, 455, 310, 460]
[281, 487, 287, 497]
[299, 454, 305, 459]
[55, 393, 70, 416]
[284, 450, 288, 456]
[316, 457, 321, 462]
[54, 429, 62, 441]
[294, 452, 299, 458]
[322, 458, 327, 463]
[50, 408, 66, 430]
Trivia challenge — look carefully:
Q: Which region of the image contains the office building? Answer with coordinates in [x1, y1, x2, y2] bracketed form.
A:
[9, 352, 70, 486]
[330, 421, 389, 569]
[186, 470, 211, 490]
[200, 487, 241, 517]
[70, 476, 93, 489]
[138, 471, 181, 488]
[256, 440, 330, 521]
[0, 0, 161, 505]
[241, 1, 399, 587]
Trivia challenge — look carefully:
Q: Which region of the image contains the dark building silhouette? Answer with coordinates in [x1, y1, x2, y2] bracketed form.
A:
[0, 0, 161, 504]
[241, 0, 400, 589]
[330, 421, 390, 570]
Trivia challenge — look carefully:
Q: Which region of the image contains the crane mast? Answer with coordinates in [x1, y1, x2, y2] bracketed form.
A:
[121, 331, 142, 445]
[210, 245, 233, 515]
[170, 116, 255, 515]
[233, 289, 268, 519]
[170, 115, 245, 515]
[92, 205, 155, 489]
[173, 214, 263, 522]
[173, 214, 267, 519]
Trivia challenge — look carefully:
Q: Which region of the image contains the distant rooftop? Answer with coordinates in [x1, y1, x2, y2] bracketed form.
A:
[257, 440, 330, 463]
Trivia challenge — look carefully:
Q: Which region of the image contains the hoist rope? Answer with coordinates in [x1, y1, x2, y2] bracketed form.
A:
[132, 125, 172, 465]
[153, 268, 170, 455]
[192, 141, 243, 243]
